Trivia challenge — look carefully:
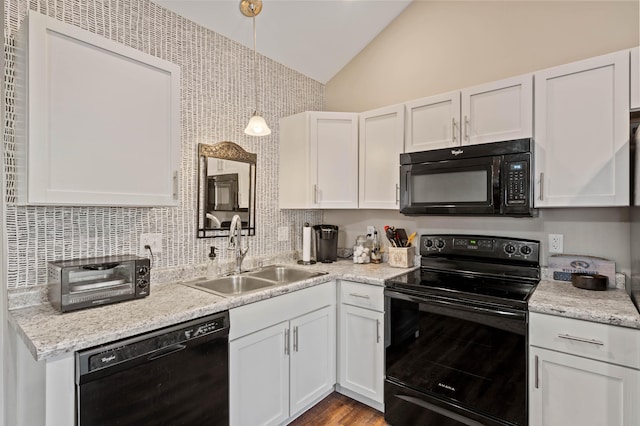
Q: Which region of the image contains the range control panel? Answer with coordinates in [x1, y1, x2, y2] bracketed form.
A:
[421, 234, 540, 262]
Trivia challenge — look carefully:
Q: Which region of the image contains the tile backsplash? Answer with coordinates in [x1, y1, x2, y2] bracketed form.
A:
[3, 0, 323, 288]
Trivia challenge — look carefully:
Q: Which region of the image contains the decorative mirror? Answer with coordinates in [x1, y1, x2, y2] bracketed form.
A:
[197, 142, 257, 238]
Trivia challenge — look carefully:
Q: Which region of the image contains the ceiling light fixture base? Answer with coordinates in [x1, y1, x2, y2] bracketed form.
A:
[240, 0, 263, 17]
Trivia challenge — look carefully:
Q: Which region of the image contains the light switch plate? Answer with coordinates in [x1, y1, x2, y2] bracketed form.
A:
[277, 226, 289, 242]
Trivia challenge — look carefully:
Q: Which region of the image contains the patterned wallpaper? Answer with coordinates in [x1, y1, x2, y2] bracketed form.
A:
[3, 0, 324, 288]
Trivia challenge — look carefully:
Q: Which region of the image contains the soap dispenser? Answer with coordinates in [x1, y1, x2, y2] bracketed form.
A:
[207, 246, 218, 278]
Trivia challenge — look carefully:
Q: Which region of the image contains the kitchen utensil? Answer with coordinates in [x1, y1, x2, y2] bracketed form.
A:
[396, 228, 408, 247]
[406, 232, 417, 247]
[385, 227, 397, 247]
[571, 273, 608, 291]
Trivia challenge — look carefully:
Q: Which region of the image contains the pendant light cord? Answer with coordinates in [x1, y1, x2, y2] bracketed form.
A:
[252, 9, 259, 115]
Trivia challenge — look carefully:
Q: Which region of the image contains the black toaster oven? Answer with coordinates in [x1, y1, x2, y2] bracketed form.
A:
[48, 255, 150, 313]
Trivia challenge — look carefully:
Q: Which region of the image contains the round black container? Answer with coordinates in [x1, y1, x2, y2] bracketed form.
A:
[571, 273, 608, 291]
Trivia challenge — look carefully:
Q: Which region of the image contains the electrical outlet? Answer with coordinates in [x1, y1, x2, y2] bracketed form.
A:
[277, 226, 289, 242]
[367, 226, 376, 236]
[140, 233, 163, 255]
[548, 234, 564, 254]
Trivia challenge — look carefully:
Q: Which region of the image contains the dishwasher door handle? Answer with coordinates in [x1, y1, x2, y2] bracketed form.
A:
[147, 343, 187, 361]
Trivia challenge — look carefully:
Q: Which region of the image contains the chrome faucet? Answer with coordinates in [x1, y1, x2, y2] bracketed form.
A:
[228, 214, 248, 274]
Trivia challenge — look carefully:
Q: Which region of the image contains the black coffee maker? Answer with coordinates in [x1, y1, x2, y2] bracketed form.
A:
[312, 224, 338, 263]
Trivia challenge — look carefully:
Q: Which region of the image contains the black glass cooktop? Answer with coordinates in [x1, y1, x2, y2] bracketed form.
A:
[386, 267, 538, 310]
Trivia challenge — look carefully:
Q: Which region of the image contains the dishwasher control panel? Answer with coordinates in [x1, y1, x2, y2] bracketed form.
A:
[77, 311, 229, 378]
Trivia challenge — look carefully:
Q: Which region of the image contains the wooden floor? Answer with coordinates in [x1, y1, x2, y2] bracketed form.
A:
[290, 392, 387, 426]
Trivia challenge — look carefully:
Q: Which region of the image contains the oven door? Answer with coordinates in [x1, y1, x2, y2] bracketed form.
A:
[384, 289, 527, 426]
[399, 156, 500, 215]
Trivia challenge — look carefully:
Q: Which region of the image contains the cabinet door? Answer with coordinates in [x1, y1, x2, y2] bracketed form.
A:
[530, 347, 640, 426]
[460, 74, 533, 145]
[289, 306, 336, 416]
[17, 11, 180, 206]
[534, 51, 629, 207]
[632, 47, 640, 110]
[359, 105, 405, 209]
[311, 113, 359, 208]
[405, 91, 460, 152]
[338, 304, 384, 404]
[230, 322, 290, 426]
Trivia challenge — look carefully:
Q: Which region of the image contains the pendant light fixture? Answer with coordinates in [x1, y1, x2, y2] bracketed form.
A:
[241, 0, 271, 136]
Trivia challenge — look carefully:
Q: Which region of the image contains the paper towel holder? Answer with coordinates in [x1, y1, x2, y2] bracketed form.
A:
[298, 222, 316, 265]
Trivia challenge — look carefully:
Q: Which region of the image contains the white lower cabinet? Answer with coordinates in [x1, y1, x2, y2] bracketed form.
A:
[529, 312, 640, 426]
[336, 280, 385, 411]
[229, 282, 336, 426]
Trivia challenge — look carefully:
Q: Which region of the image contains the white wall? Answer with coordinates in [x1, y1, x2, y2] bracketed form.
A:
[325, 1, 639, 112]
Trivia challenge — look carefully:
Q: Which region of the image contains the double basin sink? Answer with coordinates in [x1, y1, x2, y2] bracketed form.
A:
[182, 265, 327, 297]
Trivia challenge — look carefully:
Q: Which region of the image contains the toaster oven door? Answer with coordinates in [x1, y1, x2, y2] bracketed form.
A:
[400, 156, 500, 215]
[62, 262, 136, 311]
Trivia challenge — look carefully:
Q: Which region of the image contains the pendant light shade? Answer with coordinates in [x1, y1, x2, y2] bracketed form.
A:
[244, 112, 271, 136]
[241, 0, 271, 137]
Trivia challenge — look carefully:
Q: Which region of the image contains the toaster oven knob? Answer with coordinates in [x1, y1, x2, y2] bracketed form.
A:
[520, 245, 532, 255]
[137, 279, 148, 289]
[504, 243, 516, 254]
[436, 240, 445, 249]
[137, 266, 149, 276]
[425, 239, 433, 248]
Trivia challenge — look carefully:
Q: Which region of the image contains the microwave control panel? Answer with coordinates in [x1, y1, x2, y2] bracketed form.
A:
[505, 160, 528, 205]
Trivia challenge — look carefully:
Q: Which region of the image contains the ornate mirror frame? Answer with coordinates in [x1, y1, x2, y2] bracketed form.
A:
[197, 142, 257, 238]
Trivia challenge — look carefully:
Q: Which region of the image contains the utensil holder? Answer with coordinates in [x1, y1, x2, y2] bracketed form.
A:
[388, 246, 415, 268]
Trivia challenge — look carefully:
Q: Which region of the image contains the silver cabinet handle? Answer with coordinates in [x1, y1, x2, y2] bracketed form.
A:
[313, 184, 317, 204]
[557, 333, 604, 346]
[349, 293, 371, 299]
[395, 184, 400, 205]
[172, 171, 179, 200]
[284, 328, 290, 355]
[539, 172, 544, 201]
[376, 319, 381, 343]
[452, 118, 457, 142]
[293, 326, 299, 352]
[464, 115, 469, 141]
[534, 355, 539, 389]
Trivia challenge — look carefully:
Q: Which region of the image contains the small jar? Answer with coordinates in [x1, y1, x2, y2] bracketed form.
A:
[353, 235, 371, 264]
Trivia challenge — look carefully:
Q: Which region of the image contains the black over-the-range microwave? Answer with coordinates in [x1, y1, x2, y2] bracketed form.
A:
[399, 139, 536, 217]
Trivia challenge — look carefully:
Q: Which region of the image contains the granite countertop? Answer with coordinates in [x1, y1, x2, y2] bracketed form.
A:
[8, 260, 416, 362]
[529, 279, 640, 329]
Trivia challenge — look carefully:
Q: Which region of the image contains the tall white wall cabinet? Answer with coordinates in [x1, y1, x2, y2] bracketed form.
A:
[358, 105, 405, 209]
[17, 11, 181, 206]
[279, 112, 359, 209]
[534, 50, 630, 207]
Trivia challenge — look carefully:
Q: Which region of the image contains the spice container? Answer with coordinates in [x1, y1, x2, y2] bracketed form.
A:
[353, 235, 371, 264]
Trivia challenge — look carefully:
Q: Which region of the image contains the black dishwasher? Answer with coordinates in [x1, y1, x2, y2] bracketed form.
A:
[76, 311, 229, 425]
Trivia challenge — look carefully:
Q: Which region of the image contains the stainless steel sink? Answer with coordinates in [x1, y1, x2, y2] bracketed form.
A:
[182, 265, 327, 297]
[246, 265, 326, 283]
[182, 275, 275, 296]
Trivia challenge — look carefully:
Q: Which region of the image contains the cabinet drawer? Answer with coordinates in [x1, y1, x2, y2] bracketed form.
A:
[530, 312, 640, 369]
[339, 281, 384, 312]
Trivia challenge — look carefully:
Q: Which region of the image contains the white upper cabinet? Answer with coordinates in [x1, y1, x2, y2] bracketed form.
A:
[405, 91, 460, 152]
[534, 50, 630, 207]
[279, 112, 359, 209]
[404, 75, 532, 152]
[16, 11, 181, 206]
[358, 104, 405, 209]
[631, 47, 639, 110]
[461, 74, 533, 145]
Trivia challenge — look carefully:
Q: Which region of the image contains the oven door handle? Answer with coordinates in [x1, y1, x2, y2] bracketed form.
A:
[385, 289, 527, 321]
